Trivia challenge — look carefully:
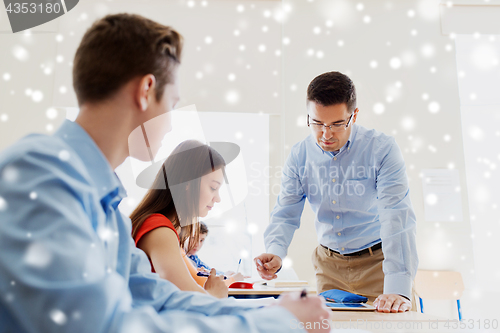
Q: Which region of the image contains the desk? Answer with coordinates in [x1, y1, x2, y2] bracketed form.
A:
[229, 285, 316, 299]
[330, 311, 447, 333]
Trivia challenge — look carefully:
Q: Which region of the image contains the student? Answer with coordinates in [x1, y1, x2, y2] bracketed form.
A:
[0, 13, 330, 333]
[131, 140, 230, 298]
[187, 221, 246, 281]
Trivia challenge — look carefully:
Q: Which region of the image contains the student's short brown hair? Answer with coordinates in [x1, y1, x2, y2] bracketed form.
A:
[73, 13, 183, 105]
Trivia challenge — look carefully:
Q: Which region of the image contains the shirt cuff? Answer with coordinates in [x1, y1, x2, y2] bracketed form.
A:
[383, 274, 413, 300]
[266, 245, 286, 262]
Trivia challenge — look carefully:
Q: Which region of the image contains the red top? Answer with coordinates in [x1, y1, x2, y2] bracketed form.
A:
[134, 213, 179, 273]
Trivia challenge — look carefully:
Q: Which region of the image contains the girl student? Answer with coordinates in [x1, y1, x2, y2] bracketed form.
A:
[131, 140, 233, 298]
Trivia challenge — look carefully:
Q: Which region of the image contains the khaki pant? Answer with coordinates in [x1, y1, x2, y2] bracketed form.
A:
[312, 245, 417, 310]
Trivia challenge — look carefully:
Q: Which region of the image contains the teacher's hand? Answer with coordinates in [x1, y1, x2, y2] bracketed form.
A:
[254, 253, 282, 280]
[373, 294, 411, 313]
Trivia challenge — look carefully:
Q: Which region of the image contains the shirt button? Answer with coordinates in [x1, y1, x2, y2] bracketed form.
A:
[337, 232, 341, 236]
[336, 215, 340, 219]
[332, 200, 336, 204]
[334, 157, 337, 161]
[332, 178, 336, 182]
[341, 247, 345, 251]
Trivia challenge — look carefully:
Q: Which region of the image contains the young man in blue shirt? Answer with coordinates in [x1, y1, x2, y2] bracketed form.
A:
[255, 72, 418, 313]
[0, 13, 330, 333]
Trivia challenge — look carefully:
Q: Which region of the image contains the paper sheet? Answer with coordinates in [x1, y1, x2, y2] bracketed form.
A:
[421, 169, 463, 222]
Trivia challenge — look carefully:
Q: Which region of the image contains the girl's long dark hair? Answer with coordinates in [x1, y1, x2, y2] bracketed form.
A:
[130, 140, 226, 254]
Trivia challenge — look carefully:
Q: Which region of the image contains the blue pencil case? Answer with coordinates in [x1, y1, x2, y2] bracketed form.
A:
[319, 289, 368, 303]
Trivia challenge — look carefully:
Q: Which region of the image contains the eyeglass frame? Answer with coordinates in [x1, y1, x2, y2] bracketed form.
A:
[307, 112, 355, 132]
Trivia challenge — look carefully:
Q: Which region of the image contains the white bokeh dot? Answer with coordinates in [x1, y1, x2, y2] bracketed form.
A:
[402, 117, 415, 131]
[24, 242, 52, 268]
[421, 44, 435, 58]
[316, 50, 324, 59]
[283, 37, 290, 45]
[444, 134, 451, 142]
[59, 86, 67, 94]
[363, 15, 371, 23]
[0, 114, 8, 122]
[58, 150, 70, 161]
[469, 126, 484, 141]
[426, 193, 438, 205]
[411, 29, 418, 36]
[325, 20, 334, 27]
[233, 30, 240, 36]
[369, 60, 378, 68]
[337, 40, 344, 47]
[2, 166, 19, 183]
[0, 196, 7, 211]
[195, 72, 203, 79]
[204, 36, 213, 44]
[428, 101, 440, 113]
[389, 57, 402, 69]
[356, 3, 364, 11]
[313, 26, 321, 34]
[373, 103, 385, 115]
[46, 108, 58, 119]
[227, 73, 236, 81]
[30, 191, 38, 200]
[3, 73, 11, 81]
[12, 46, 29, 61]
[407, 9, 415, 17]
[55, 34, 64, 42]
[49, 309, 67, 326]
[46, 124, 54, 132]
[236, 4, 244, 12]
[187, 0, 195, 8]
[238, 44, 245, 51]
[258, 44, 266, 52]
[422, 93, 429, 100]
[31, 90, 44, 103]
[225, 90, 240, 104]
[247, 223, 259, 235]
[283, 257, 293, 269]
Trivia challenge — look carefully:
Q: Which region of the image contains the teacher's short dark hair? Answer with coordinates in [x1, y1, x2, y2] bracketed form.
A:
[306, 71, 357, 113]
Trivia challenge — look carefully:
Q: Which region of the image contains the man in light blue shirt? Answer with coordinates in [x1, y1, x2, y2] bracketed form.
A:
[0, 13, 329, 333]
[255, 72, 418, 313]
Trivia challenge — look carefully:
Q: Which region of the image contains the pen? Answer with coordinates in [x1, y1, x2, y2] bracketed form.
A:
[197, 271, 227, 280]
[236, 258, 242, 274]
[300, 289, 307, 299]
[256, 259, 264, 268]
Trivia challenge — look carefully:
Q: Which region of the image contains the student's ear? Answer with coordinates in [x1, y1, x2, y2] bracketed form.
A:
[352, 108, 359, 123]
[137, 74, 157, 112]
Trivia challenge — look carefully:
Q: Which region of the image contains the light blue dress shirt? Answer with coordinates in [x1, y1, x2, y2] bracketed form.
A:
[0, 120, 301, 333]
[265, 124, 418, 299]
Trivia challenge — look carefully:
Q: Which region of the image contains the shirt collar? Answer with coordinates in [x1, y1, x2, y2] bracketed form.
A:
[314, 123, 358, 157]
[54, 120, 127, 204]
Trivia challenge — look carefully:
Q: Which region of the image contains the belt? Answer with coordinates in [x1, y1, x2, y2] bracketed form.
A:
[321, 242, 382, 257]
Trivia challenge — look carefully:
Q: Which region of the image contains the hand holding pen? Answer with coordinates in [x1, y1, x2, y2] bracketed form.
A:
[253, 253, 282, 280]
